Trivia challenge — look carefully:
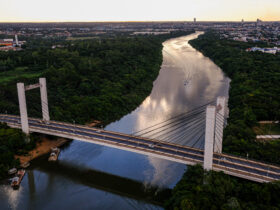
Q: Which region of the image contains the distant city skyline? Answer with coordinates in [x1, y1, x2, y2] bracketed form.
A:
[1, 0, 280, 22]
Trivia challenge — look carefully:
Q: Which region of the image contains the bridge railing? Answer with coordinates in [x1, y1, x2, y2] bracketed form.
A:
[213, 164, 276, 183]
[1, 114, 280, 182]
[219, 151, 280, 170]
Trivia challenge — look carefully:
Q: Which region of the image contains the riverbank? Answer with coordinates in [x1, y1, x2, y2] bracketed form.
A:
[189, 31, 280, 164]
[165, 164, 280, 209]
[15, 137, 68, 166]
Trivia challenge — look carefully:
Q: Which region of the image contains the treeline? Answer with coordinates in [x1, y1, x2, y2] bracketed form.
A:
[0, 31, 194, 178]
[0, 123, 35, 179]
[189, 32, 280, 164]
[0, 31, 194, 125]
[165, 165, 280, 210]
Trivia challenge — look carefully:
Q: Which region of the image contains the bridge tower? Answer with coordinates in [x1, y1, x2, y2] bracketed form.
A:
[203, 106, 216, 170]
[17, 78, 50, 138]
[214, 97, 227, 153]
[203, 97, 228, 170]
[39, 78, 50, 122]
[17, 83, 29, 135]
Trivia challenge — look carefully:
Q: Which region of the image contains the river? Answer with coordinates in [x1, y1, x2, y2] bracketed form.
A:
[0, 32, 230, 210]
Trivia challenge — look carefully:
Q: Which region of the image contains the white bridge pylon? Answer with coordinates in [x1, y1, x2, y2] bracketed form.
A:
[17, 78, 49, 137]
[204, 96, 228, 171]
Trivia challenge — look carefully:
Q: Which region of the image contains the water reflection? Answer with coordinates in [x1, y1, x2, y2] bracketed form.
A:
[106, 31, 229, 136]
[106, 31, 230, 186]
[0, 185, 23, 210]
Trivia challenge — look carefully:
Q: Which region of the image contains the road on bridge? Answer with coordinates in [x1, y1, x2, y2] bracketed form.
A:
[1, 114, 280, 183]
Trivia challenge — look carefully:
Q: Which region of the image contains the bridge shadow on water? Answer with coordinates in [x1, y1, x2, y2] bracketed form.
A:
[30, 154, 171, 207]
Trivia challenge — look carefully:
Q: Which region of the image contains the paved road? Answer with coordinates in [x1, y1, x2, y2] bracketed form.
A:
[1, 114, 280, 183]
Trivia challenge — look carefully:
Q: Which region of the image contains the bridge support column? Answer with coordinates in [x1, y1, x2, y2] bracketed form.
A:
[214, 97, 227, 153]
[39, 78, 49, 121]
[17, 83, 29, 137]
[203, 106, 216, 171]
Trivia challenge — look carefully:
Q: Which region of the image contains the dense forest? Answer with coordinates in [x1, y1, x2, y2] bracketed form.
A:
[0, 31, 193, 177]
[189, 32, 280, 164]
[0, 31, 193, 125]
[165, 165, 280, 210]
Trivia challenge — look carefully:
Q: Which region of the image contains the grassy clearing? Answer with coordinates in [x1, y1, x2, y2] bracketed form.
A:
[0, 67, 42, 84]
[253, 123, 280, 135]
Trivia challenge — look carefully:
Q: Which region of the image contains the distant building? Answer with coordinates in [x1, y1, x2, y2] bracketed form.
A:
[0, 39, 13, 46]
[0, 35, 25, 49]
[194, 18, 196, 23]
[256, 18, 262, 26]
[4, 39, 13, 42]
[233, 37, 247, 42]
[246, 47, 279, 55]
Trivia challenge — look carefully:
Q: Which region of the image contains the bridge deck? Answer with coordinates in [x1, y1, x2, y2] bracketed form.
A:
[1, 114, 280, 183]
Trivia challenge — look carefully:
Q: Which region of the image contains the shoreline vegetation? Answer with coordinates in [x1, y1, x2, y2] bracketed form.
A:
[165, 31, 280, 209]
[189, 31, 280, 164]
[165, 164, 280, 209]
[0, 30, 194, 181]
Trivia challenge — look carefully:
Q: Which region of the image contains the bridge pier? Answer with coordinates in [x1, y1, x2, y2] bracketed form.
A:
[16, 78, 49, 139]
[17, 83, 29, 137]
[203, 106, 216, 171]
[39, 78, 50, 122]
[214, 97, 227, 153]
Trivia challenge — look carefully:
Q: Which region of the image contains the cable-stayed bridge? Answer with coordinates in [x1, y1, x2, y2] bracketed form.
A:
[1, 78, 280, 183]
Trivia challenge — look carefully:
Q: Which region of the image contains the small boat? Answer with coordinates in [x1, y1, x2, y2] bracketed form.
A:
[8, 168, 17, 175]
[184, 80, 189, 86]
[11, 169, 25, 189]
[48, 147, 60, 161]
[20, 162, 30, 168]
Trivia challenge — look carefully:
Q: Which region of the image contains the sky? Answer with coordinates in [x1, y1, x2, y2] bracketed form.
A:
[0, 0, 280, 22]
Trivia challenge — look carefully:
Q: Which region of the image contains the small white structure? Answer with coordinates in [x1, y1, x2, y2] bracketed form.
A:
[15, 34, 19, 46]
[17, 78, 49, 138]
[203, 106, 216, 171]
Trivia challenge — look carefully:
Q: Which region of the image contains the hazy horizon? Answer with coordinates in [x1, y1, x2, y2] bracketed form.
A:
[0, 20, 279, 23]
[1, 0, 280, 22]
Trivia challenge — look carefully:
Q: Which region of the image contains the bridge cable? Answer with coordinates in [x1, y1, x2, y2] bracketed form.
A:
[156, 118, 206, 144]
[187, 123, 206, 148]
[144, 113, 205, 140]
[157, 120, 205, 145]
[133, 107, 207, 137]
[135, 110, 206, 138]
[198, 133, 206, 150]
[132, 101, 214, 135]
[147, 115, 205, 143]
[166, 119, 206, 145]
[168, 121, 205, 145]
[191, 130, 205, 149]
